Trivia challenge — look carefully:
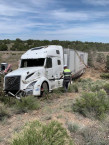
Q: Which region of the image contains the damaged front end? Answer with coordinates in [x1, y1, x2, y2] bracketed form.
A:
[4, 75, 36, 99]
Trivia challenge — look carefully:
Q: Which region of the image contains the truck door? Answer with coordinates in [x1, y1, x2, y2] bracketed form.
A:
[45, 57, 54, 80]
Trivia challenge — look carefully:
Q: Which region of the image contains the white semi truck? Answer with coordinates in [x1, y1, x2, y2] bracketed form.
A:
[4, 45, 88, 98]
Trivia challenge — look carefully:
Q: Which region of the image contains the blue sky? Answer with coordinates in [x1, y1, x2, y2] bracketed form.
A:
[0, 0, 109, 42]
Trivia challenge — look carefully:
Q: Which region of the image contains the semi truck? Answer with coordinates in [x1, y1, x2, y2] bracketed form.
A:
[4, 45, 88, 98]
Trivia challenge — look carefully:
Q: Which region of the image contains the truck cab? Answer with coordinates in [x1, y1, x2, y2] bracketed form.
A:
[4, 45, 64, 97]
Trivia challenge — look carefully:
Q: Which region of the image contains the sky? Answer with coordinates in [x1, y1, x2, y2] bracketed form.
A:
[0, 0, 109, 42]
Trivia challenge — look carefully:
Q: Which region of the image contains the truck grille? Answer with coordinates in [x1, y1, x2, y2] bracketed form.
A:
[5, 76, 21, 91]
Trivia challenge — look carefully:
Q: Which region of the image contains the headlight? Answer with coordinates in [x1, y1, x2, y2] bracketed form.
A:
[26, 81, 37, 89]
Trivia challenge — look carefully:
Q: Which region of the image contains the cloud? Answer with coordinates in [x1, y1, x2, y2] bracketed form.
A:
[42, 23, 109, 37]
[83, 0, 109, 6]
[52, 10, 89, 21]
[30, 0, 53, 7]
[52, 9, 109, 21]
[1, 22, 109, 42]
[0, 19, 52, 34]
[0, 0, 109, 42]
[0, 0, 51, 17]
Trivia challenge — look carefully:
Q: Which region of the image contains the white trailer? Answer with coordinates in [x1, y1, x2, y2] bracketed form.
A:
[64, 49, 88, 77]
[4, 45, 88, 98]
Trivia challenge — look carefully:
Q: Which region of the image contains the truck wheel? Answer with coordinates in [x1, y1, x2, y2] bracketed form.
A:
[41, 82, 49, 97]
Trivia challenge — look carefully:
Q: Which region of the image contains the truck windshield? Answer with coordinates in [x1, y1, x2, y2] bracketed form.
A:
[20, 58, 45, 68]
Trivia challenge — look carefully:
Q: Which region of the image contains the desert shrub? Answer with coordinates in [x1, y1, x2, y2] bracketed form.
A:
[73, 90, 109, 119]
[103, 83, 109, 90]
[14, 96, 40, 113]
[90, 80, 106, 92]
[78, 78, 93, 91]
[77, 79, 107, 93]
[0, 44, 8, 51]
[106, 55, 109, 70]
[100, 73, 109, 79]
[103, 83, 109, 94]
[68, 83, 79, 93]
[96, 53, 105, 63]
[90, 84, 102, 92]
[0, 95, 40, 113]
[81, 126, 109, 145]
[0, 94, 17, 106]
[53, 87, 64, 94]
[88, 51, 94, 67]
[11, 120, 74, 145]
[67, 122, 80, 133]
[0, 103, 10, 121]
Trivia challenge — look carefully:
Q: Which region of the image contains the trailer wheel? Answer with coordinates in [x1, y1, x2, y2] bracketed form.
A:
[41, 82, 49, 97]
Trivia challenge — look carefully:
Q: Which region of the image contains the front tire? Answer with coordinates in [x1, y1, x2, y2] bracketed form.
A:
[41, 82, 49, 97]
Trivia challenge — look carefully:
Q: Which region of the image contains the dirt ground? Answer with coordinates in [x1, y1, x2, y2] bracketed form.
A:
[82, 67, 101, 81]
[0, 94, 99, 145]
[0, 68, 101, 145]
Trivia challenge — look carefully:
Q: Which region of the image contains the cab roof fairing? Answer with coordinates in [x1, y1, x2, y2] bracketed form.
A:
[21, 45, 63, 59]
[21, 48, 47, 59]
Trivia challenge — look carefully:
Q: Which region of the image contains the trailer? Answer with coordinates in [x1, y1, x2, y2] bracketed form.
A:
[4, 45, 88, 98]
[64, 49, 88, 77]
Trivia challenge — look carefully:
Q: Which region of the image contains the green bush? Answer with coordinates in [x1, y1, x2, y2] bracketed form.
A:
[68, 83, 79, 93]
[100, 73, 109, 79]
[88, 51, 94, 67]
[14, 96, 40, 113]
[53, 87, 64, 94]
[0, 95, 40, 113]
[77, 78, 93, 91]
[67, 122, 80, 133]
[103, 83, 109, 90]
[96, 53, 105, 63]
[90, 80, 106, 92]
[11, 120, 74, 145]
[0, 103, 10, 121]
[77, 79, 107, 92]
[73, 90, 109, 119]
[103, 83, 109, 94]
[81, 126, 109, 145]
[106, 55, 109, 70]
[0, 44, 8, 51]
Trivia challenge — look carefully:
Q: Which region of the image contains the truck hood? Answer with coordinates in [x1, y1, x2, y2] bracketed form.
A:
[5, 67, 44, 77]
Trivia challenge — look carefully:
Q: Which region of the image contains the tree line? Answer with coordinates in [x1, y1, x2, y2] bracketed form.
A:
[0, 38, 109, 52]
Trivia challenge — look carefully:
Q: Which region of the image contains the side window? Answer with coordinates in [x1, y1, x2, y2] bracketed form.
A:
[46, 58, 52, 68]
[22, 61, 27, 67]
[57, 60, 61, 65]
[56, 50, 60, 54]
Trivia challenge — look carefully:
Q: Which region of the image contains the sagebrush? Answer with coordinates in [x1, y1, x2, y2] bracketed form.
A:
[73, 89, 109, 119]
[11, 120, 74, 145]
